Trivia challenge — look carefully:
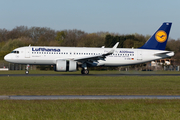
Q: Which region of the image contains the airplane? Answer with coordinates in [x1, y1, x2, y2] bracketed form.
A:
[4, 22, 174, 74]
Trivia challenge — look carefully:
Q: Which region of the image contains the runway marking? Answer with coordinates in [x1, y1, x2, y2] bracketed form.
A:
[1, 95, 180, 100]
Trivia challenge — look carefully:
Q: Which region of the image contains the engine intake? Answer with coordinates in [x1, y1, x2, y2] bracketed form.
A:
[54, 60, 77, 72]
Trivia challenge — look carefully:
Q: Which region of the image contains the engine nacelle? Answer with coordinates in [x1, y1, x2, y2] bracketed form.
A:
[54, 60, 77, 72]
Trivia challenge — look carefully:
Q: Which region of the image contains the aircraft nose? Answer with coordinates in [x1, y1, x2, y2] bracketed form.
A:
[4, 54, 11, 62]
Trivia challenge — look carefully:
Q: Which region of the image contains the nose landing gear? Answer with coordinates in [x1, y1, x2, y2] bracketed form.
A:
[25, 64, 30, 74]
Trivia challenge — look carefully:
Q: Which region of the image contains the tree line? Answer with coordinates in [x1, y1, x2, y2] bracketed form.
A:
[0, 26, 180, 63]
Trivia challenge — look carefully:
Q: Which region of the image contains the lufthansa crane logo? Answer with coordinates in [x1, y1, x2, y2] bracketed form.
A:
[155, 30, 167, 43]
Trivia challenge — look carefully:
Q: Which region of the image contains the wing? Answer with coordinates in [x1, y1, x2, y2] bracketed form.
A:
[73, 42, 119, 63]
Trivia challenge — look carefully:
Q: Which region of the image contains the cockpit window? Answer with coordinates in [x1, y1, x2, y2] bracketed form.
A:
[11, 51, 19, 54]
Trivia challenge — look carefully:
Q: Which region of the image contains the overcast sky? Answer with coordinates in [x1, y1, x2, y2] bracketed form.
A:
[1, 0, 180, 39]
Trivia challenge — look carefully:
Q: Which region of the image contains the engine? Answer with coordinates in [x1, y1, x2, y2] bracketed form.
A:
[54, 60, 77, 72]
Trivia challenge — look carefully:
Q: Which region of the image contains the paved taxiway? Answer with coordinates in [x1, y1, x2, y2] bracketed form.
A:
[1, 95, 180, 100]
[0, 74, 180, 77]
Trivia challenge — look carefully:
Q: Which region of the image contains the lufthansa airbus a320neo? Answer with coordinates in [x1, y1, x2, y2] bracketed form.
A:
[4, 22, 174, 74]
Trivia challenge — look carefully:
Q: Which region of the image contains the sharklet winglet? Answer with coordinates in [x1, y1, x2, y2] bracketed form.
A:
[108, 42, 119, 54]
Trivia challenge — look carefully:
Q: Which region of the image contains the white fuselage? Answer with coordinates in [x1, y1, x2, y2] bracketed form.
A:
[4, 46, 174, 66]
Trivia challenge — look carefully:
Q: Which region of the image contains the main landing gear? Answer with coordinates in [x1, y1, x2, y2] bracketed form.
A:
[25, 64, 30, 74]
[81, 68, 89, 75]
[81, 63, 89, 75]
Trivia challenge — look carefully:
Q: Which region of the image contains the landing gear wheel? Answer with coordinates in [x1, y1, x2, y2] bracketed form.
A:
[83, 69, 89, 75]
[81, 70, 84, 74]
[25, 70, 29, 74]
[81, 69, 89, 75]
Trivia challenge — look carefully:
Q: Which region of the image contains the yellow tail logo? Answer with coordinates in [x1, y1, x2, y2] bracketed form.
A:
[155, 30, 167, 43]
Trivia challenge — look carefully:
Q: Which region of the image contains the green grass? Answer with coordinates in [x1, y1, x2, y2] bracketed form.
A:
[0, 99, 180, 120]
[0, 76, 180, 95]
[0, 69, 180, 74]
[1, 72, 180, 119]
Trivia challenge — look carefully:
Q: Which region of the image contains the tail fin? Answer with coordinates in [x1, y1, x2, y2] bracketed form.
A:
[139, 22, 172, 50]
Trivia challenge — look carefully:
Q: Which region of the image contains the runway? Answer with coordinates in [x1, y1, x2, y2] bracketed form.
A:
[1, 95, 180, 100]
[0, 74, 180, 77]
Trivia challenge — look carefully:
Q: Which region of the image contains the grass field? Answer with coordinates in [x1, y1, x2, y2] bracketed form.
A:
[0, 75, 180, 95]
[1, 71, 180, 119]
[0, 70, 180, 74]
[0, 99, 180, 120]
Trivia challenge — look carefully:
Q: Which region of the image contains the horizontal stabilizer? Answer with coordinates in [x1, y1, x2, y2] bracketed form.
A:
[154, 51, 174, 57]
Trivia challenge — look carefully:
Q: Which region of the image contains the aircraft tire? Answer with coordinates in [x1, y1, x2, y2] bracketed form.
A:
[81, 70, 84, 74]
[81, 69, 89, 75]
[83, 69, 89, 75]
[25, 70, 29, 74]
